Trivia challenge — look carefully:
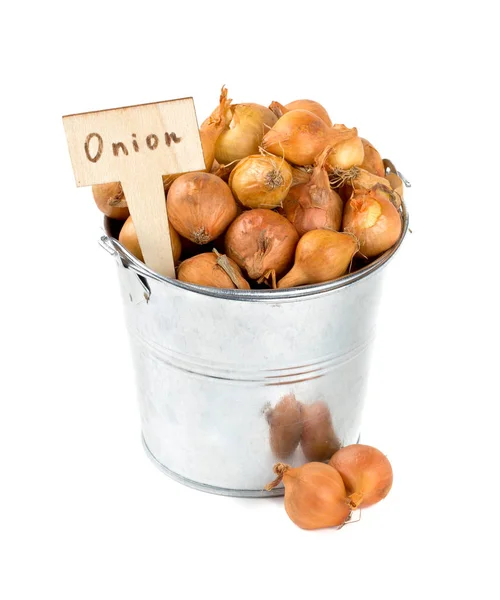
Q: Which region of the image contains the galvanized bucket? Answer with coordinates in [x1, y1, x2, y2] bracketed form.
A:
[99, 200, 409, 497]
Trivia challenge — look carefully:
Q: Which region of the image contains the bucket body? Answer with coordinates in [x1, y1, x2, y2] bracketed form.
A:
[101, 204, 408, 496]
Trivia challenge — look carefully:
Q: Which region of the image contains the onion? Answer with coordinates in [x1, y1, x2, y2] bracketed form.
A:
[225, 208, 299, 287]
[266, 394, 303, 460]
[282, 145, 343, 236]
[329, 444, 393, 509]
[118, 216, 181, 264]
[228, 153, 293, 209]
[385, 171, 404, 207]
[265, 462, 351, 530]
[360, 138, 385, 177]
[214, 103, 277, 165]
[262, 109, 332, 165]
[342, 188, 402, 257]
[269, 99, 332, 126]
[177, 249, 250, 289]
[199, 86, 233, 171]
[167, 172, 237, 245]
[92, 182, 129, 220]
[300, 401, 340, 462]
[277, 230, 358, 289]
[326, 125, 365, 170]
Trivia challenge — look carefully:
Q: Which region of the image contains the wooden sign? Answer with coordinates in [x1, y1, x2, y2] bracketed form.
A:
[63, 98, 205, 277]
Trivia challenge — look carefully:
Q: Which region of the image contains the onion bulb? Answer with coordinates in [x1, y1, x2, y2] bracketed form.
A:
[342, 188, 402, 258]
[262, 109, 332, 166]
[326, 125, 365, 170]
[282, 145, 343, 236]
[167, 172, 237, 245]
[267, 394, 303, 460]
[199, 86, 233, 171]
[277, 230, 358, 289]
[118, 216, 182, 264]
[385, 171, 404, 207]
[329, 444, 393, 509]
[225, 209, 299, 288]
[265, 462, 350, 530]
[214, 103, 277, 165]
[177, 249, 250, 289]
[300, 401, 340, 462]
[360, 138, 385, 177]
[269, 99, 332, 126]
[92, 182, 129, 220]
[228, 153, 293, 209]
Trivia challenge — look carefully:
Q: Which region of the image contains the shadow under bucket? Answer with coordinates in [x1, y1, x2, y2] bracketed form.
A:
[100, 200, 409, 497]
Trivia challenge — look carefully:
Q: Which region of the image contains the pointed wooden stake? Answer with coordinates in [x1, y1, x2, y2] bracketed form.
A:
[63, 98, 205, 277]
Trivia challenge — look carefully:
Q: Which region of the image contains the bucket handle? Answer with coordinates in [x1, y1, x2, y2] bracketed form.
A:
[99, 233, 152, 302]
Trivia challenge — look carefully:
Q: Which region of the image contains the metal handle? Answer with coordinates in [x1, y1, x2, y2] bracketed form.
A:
[383, 158, 411, 188]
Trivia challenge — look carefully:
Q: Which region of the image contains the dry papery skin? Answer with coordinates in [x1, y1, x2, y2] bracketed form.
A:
[360, 138, 385, 177]
[225, 209, 299, 288]
[329, 444, 393, 509]
[265, 462, 351, 530]
[342, 188, 402, 258]
[92, 182, 129, 220]
[214, 102, 278, 165]
[229, 153, 293, 209]
[269, 99, 333, 126]
[278, 230, 359, 289]
[267, 394, 303, 459]
[282, 145, 343, 236]
[167, 172, 237, 245]
[199, 86, 233, 171]
[118, 216, 182, 263]
[177, 250, 250, 289]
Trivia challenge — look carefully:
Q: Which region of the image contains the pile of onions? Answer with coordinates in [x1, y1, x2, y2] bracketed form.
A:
[95, 86, 405, 292]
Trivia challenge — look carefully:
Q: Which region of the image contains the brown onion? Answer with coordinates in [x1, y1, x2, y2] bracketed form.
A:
[326, 125, 365, 170]
[269, 99, 332, 126]
[385, 172, 404, 207]
[282, 146, 343, 236]
[167, 172, 237, 245]
[177, 250, 250, 289]
[214, 103, 277, 165]
[329, 444, 393, 509]
[267, 394, 303, 460]
[300, 401, 340, 462]
[262, 109, 332, 165]
[199, 86, 233, 171]
[342, 188, 402, 258]
[229, 153, 293, 209]
[92, 182, 129, 220]
[360, 138, 385, 177]
[278, 230, 358, 289]
[118, 216, 181, 264]
[225, 209, 299, 287]
[265, 462, 350, 530]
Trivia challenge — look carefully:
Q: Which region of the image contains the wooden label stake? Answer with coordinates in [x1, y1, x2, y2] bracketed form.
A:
[63, 98, 205, 277]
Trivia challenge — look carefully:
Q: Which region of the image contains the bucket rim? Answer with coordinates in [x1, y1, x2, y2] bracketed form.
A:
[102, 198, 409, 301]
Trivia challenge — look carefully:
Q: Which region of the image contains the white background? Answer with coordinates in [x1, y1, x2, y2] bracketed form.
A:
[1, 2, 499, 599]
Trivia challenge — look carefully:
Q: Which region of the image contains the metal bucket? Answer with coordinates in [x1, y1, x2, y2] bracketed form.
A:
[99, 200, 409, 497]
